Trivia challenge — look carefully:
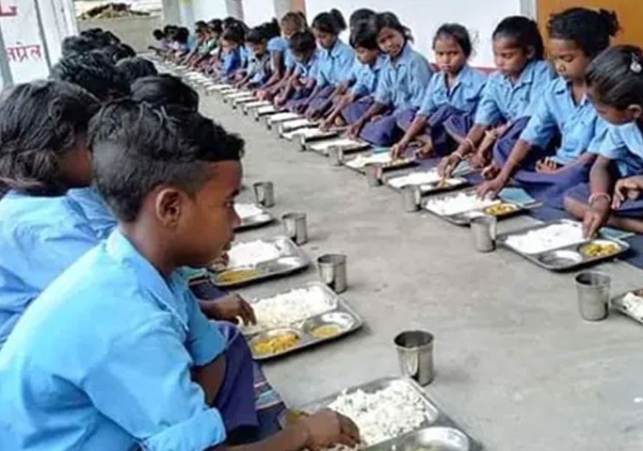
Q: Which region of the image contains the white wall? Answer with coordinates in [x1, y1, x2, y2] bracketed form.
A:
[304, 0, 529, 67]
[241, 0, 276, 27]
[190, 0, 227, 24]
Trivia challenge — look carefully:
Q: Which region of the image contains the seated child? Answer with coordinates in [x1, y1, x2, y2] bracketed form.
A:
[320, 20, 385, 130]
[236, 25, 273, 89]
[216, 22, 246, 83]
[132, 73, 200, 111]
[347, 12, 433, 147]
[564, 45, 643, 237]
[478, 8, 619, 207]
[0, 100, 360, 451]
[392, 23, 487, 159]
[117, 56, 159, 86]
[301, 9, 354, 118]
[275, 30, 321, 110]
[438, 16, 554, 177]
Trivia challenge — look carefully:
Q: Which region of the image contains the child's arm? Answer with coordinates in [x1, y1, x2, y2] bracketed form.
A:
[613, 175, 643, 209]
[583, 155, 615, 238]
[437, 124, 489, 177]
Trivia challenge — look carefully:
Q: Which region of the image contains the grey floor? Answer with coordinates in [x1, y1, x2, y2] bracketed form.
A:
[202, 94, 643, 451]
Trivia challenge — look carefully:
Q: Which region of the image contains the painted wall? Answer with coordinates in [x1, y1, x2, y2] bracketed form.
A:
[304, 0, 529, 67]
[242, 0, 276, 27]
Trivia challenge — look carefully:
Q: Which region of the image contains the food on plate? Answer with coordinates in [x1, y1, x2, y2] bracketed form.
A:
[424, 192, 498, 216]
[503, 222, 585, 254]
[578, 241, 620, 258]
[215, 268, 261, 284]
[345, 152, 393, 169]
[284, 409, 309, 425]
[310, 138, 365, 152]
[622, 291, 643, 319]
[251, 331, 300, 356]
[309, 324, 343, 339]
[483, 202, 518, 216]
[382, 157, 413, 168]
[234, 203, 265, 220]
[226, 240, 286, 268]
[241, 286, 336, 334]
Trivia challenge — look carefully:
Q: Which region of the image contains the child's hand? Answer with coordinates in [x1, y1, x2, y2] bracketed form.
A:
[613, 177, 643, 209]
[390, 140, 407, 159]
[583, 198, 611, 239]
[347, 121, 364, 140]
[300, 409, 361, 450]
[535, 158, 560, 174]
[437, 153, 461, 178]
[477, 174, 507, 199]
[468, 151, 488, 169]
[201, 294, 256, 325]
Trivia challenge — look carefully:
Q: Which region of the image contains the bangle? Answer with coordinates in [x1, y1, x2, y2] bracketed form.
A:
[588, 192, 611, 206]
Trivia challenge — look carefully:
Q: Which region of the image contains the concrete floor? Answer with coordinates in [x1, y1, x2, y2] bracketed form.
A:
[202, 95, 643, 451]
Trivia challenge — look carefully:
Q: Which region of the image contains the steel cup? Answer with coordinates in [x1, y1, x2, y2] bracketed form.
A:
[402, 186, 421, 212]
[317, 254, 347, 293]
[575, 271, 610, 321]
[282, 213, 308, 245]
[394, 330, 434, 386]
[470, 214, 497, 252]
[253, 182, 275, 208]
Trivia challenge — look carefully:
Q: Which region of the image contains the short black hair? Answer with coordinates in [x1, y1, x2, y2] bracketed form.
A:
[90, 100, 244, 222]
[131, 74, 199, 111]
[256, 18, 281, 41]
[586, 45, 643, 110]
[369, 12, 413, 43]
[0, 80, 99, 196]
[280, 11, 307, 32]
[289, 30, 316, 55]
[153, 29, 165, 40]
[312, 9, 347, 35]
[548, 8, 619, 58]
[175, 27, 189, 44]
[116, 57, 158, 85]
[208, 19, 223, 35]
[349, 8, 376, 30]
[221, 23, 245, 45]
[350, 21, 378, 51]
[433, 23, 473, 58]
[61, 36, 100, 57]
[51, 51, 131, 102]
[493, 16, 544, 60]
[245, 27, 266, 45]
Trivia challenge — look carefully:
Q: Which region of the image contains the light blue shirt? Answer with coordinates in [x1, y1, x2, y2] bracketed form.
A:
[284, 48, 295, 70]
[418, 65, 487, 117]
[315, 39, 355, 88]
[351, 55, 386, 97]
[475, 60, 554, 126]
[594, 121, 643, 177]
[267, 36, 288, 56]
[0, 230, 226, 451]
[67, 187, 117, 240]
[294, 49, 322, 81]
[375, 43, 433, 111]
[249, 51, 271, 85]
[0, 191, 98, 350]
[222, 47, 242, 76]
[520, 77, 608, 165]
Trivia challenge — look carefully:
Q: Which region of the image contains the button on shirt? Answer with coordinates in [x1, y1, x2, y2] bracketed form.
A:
[594, 121, 643, 177]
[375, 43, 433, 111]
[475, 60, 554, 126]
[520, 77, 608, 165]
[0, 230, 227, 451]
[351, 55, 387, 98]
[67, 187, 117, 240]
[417, 65, 487, 117]
[315, 39, 355, 88]
[0, 191, 98, 350]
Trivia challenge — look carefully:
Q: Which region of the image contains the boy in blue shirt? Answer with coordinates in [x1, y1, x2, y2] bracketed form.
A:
[0, 101, 359, 450]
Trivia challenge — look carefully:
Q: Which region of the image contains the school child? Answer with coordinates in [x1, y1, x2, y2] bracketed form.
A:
[320, 20, 385, 130]
[116, 56, 159, 85]
[132, 74, 200, 111]
[185, 21, 220, 69]
[61, 35, 100, 57]
[275, 30, 321, 109]
[300, 9, 354, 118]
[150, 28, 169, 54]
[0, 100, 360, 451]
[215, 23, 246, 82]
[564, 45, 643, 237]
[237, 25, 273, 89]
[257, 11, 307, 100]
[347, 12, 433, 147]
[438, 16, 554, 177]
[478, 8, 619, 207]
[391, 24, 487, 159]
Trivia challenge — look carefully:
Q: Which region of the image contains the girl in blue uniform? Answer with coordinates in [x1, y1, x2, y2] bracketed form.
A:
[216, 23, 245, 82]
[257, 12, 307, 101]
[391, 23, 487, 159]
[320, 20, 385, 130]
[235, 25, 273, 89]
[347, 12, 433, 147]
[438, 16, 554, 177]
[478, 8, 619, 207]
[564, 45, 643, 237]
[297, 9, 354, 117]
[275, 30, 321, 110]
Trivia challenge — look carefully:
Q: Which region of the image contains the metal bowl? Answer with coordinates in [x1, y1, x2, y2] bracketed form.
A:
[537, 250, 584, 269]
[578, 239, 622, 259]
[395, 426, 470, 451]
[304, 312, 356, 340]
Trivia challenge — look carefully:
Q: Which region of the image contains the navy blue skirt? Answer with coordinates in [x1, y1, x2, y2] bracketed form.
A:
[396, 105, 468, 156]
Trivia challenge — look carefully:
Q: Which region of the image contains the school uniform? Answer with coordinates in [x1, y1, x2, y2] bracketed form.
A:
[444, 60, 554, 146]
[492, 78, 608, 207]
[566, 121, 643, 216]
[267, 36, 288, 74]
[341, 55, 387, 124]
[0, 191, 98, 350]
[305, 40, 355, 115]
[247, 51, 272, 88]
[359, 43, 433, 146]
[395, 65, 486, 155]
[0, 230, 257, 450]
[67, 187, 117, 240]
[220, 47, 242, 81]
[285, 50, 322, 111]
